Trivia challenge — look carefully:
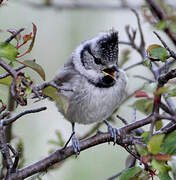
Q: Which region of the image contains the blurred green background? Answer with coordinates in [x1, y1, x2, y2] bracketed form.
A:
[0, 0, 166, 179]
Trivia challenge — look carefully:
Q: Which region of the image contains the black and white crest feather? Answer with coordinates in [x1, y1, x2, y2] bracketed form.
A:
[97, 31, 119, 62]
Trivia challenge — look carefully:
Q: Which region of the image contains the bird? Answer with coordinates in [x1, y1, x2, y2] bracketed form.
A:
[52, 30, 127, 154]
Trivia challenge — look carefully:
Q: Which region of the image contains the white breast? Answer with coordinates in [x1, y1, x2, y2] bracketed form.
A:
[64, 70, 127, 124]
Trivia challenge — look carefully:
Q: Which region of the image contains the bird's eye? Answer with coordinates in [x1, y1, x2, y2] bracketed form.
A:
[94, 58, 101, 65]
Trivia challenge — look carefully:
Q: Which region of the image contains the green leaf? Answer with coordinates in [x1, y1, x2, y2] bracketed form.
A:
[147, 44, 169, 62]
[42, 86, 69, 114]
[158, 172, 172, 180]
[147, 134, 165, 155]
[155, 120, 163, 131]
[141, 131, 150, 144]
[119, 167, 143, 180]
[0, 42, 18, 61]
[136, 144, 148, 156]
[168, 87, 176, 97]
[155, 87, 170, 96]
[156, 20, 167, 30]
[130, 99, 153, 115]
[152, 159, 169, 173]
[22, 60, 46, 81]
[161, 130, 176, 155]
[0, 75, 13, 86]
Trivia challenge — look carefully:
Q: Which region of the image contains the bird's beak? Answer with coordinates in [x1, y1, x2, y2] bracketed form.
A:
[101, 65, 119, 81]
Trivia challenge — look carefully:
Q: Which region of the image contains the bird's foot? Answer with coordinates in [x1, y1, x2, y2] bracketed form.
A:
[62, 132, 80, 156]
[104, 120, 120, 145]
[71, 133, 80, 156]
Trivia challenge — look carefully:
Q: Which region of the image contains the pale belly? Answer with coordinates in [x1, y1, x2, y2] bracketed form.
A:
[65, 82, 125, 124]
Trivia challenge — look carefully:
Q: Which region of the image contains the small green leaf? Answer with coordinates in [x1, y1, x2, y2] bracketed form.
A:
[156, 20, 167, 30]
[0, 42, 18, 61]
[161, 130, 176, 155]
[147, 134, 165, 155]
[155, 120, 163, 131]
[155, 87, 170, 96]
[136, 144, 148, 156]
[168, 87, 176, 97]
[130, 99, 153, 115]
[143, 60, 149, 66]
[22, 60, 46, 81]
[42, 86, 69, 114]
[0, 75, 13, 86]
[147, 44, 169, 62]
[141, 131, 150, 144]
[119, 167, 143, 180]
[26, 87, 32, 95]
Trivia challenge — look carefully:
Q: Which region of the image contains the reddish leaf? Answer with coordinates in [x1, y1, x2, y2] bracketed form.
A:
[142, 155, 151, 163]
[135, 90, 149, 98]
[27, 23, 37, 54]
[154, 154, 171, 161]
[23, 32, 32, 44]
[17, 23, 37, 58]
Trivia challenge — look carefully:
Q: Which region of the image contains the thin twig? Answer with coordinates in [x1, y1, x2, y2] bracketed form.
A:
[124, 61, 143, 71]
[5, 28, 24, 43]
[131, 9, 145, 51]
[133, 75, 155, 83]
[16, 1, 138, 11]
[153, 31, 176, 60]
[107, 169, 126, 180]
[2, 107, 47, 126]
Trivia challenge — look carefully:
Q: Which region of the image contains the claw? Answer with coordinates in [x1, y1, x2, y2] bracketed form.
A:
[62, 122, 81, 156]
[72, 134, 80, 156]
[104, 120, 118, 144]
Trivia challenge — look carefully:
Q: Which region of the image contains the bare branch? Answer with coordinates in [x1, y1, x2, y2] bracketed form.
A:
[107, 169, 126, 180]
[2, 107, 47, 126]
[133, 75, 155, 83]
[153, 31, 176, 60]
[16, 1, 138, 11]
[6, 113, 166, 180]
[5, 28, 24, 43]
[0, 65, 25, 79]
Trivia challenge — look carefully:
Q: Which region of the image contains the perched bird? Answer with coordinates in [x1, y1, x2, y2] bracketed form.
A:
[53, 30, 127, 154]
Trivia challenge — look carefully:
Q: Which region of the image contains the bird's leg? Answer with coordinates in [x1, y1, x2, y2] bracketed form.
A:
[71, 122, 80, 155]
[104, 120, 119, 145]
[62, 123, 80, 155]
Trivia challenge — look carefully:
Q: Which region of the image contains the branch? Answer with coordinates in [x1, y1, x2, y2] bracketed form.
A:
[2, 107, 47, 126]
[7, 114, 165, 180]
[153, 31, 176, 60]
[0, 122, 13, 178]
[0, 65, 25, 79]
[145, 0, 176, 45]
[16, 1, 138, 11]
[5, 28, 24, 43]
